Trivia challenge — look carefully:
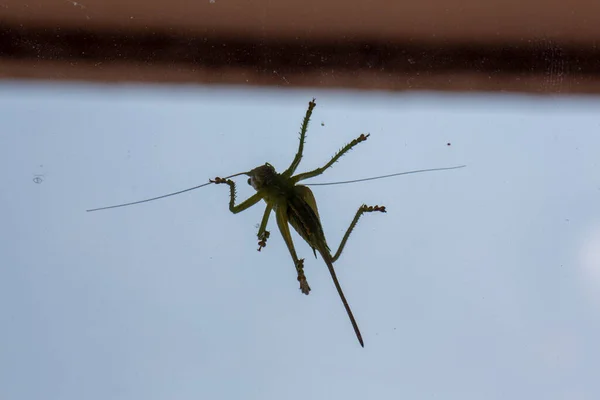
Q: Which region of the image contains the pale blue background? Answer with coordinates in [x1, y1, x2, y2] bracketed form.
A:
[1, 82, 599, 399]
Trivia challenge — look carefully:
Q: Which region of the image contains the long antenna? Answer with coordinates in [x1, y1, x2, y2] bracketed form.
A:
[86, 166, 465, 212]
[305, 165, 466, 186]
[86, 171, 248, 212]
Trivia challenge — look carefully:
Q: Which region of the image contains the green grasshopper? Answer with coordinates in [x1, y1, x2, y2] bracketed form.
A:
[88, 99, 465, 347]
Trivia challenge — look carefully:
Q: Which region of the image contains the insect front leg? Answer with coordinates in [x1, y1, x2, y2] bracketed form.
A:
[256, 204, 273, 251]
[275, 206, 311, 294]
[331, 204, 387, 263]
[292, 133, 371, 183]
[282, 98, 317, 178]
[210, 177, 262, 213]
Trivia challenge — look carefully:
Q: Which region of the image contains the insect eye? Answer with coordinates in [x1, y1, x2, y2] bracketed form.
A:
[247, 178, 251, 185]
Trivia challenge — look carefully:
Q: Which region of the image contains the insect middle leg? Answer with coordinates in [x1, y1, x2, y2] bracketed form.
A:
[331, 204, 387, 263]
[256, 204, 273, 251]
[292, 133, 371, 183]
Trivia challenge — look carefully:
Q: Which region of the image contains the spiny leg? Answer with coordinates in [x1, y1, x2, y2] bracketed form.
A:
[331, 204, 386, 263]
[282, 98, 317, 178]
[292, 133, 370, 183]
[210, 177, 262, 213]
[275, 206, 311, 294]
[256, 204, 273, 251]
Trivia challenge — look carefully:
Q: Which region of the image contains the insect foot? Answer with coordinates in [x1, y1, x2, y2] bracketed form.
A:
[296, 259, 311, 294]
[209, 177, 229, 184]
[257, 230, 270, 251]
[362, 204, 387, 213]
[357, 133, 370, 142]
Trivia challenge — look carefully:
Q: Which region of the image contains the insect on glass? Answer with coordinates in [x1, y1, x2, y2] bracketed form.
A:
[87, 99, 465, 347]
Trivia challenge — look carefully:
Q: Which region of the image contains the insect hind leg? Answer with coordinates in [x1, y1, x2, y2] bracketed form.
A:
[275, 206, 311, 294]
[331, 204, 386, 263]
